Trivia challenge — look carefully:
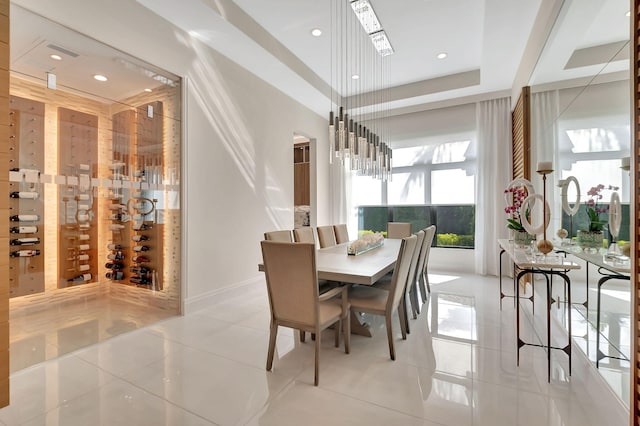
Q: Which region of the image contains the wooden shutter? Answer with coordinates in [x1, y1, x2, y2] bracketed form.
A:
[511, 86, 531, 181]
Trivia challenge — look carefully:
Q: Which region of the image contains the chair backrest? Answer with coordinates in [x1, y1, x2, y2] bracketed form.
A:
[333, 224, 349, 244]
[317, 225, 337, 248]
[264, 230, 293, 242]
[406, 230, 425, 291]
[386, 235, 417, 313]
[261, 241, 318, 327]
[420, 225, 436, 275]
[293, 227, 316, 244]
[387, 222, 411, 239]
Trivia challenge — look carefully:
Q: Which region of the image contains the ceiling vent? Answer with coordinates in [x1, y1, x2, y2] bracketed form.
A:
[46, 43, 79, 58]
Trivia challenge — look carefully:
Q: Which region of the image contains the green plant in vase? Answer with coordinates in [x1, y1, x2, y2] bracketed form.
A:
[578, 184, 618, 252]
[504, 186, 533, 246]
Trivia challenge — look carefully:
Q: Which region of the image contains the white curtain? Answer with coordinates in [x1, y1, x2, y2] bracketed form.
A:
[531, 90, 560, 232]
[475, 97, 512, 275]
[330, 158, 351, 227]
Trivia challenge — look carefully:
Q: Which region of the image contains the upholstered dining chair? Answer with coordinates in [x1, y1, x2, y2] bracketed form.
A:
[333, 224, 349, 244]
[375, 230, 425, 335]
[387, 222, 411, 239]
[317, 225, 337, 248]
[261, 241, 350, 386]
[417, 225, 436, 299]
[293, 227, 315, 244]
[348, 234, 417, 360]
[264, 230, 293, 242]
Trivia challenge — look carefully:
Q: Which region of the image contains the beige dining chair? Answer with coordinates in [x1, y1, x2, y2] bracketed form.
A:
[348, 234, 417, 360]
[375, 230, 425, 335]
[317, 225, 337, 248]
[293, 227, 316, 244]
[261, 241, 350, 386]
[417, 225, 436, 299]
[333, 224, 349, 244]
[264, 230, 293, 242]
[387, 222, 411, 239]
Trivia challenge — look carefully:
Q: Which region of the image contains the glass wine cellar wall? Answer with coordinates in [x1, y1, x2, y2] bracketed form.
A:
[8, 7, 181, 314]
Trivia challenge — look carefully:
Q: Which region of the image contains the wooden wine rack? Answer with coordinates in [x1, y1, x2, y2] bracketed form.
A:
[8, 96, 45, 297]
[107, 102, 164, 290]
[0, 0, 10, 409]
[57, 107, 98, 288]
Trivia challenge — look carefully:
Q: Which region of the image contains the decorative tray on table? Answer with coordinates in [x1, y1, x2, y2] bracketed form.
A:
[347, 233, 384, 256]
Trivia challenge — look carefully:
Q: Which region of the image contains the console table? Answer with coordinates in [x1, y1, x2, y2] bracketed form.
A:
[498, 239, 581, 381]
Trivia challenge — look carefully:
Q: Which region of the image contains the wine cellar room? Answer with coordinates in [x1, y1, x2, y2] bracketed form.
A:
[6, 6, 182, 372]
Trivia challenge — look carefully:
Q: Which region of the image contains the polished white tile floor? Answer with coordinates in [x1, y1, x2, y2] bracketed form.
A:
[0, 273, 630, 425]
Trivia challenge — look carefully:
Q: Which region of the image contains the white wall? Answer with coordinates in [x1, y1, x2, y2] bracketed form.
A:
[12, 0, 331, 311]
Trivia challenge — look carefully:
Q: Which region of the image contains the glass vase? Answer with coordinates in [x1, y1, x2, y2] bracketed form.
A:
[513, 230, 535, 248]
[577, 230, 604, 254]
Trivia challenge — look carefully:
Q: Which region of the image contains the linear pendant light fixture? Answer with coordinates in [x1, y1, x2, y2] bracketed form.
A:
[351, 0, 394, 57]
[328, 0, 393, 181]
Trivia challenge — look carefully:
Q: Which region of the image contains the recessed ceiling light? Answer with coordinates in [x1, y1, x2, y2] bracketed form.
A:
[437, 52, 448, 59]
[144, 88, 153, 93]
[50, 54, 62, 61]
[626, 10, 631, 17]
[351, 74, 360, 80]
[93, 74, 108, 82]
[311, 28, 322, 37]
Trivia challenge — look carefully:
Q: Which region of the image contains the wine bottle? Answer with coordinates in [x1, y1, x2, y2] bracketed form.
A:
[77, 254, 90, 261]
[10, 167, 40, 175]
[10, 226, 38, 234]
[78, 164, 91, 171]
[77, 194, 90, 201]
[133, 170, 146, 178]
[131, 235, 149, 242]
[78, 204, 90, 211]
[9, 214, 39, 222]
[133, 245, 150, 252]
[108, 162, 125, 170]
[108, 193, 123, 200]
[77, 214, 90, 222]
[130, 266, 151, 274]
[10, 249, 40, 257]
[132, 223, 152, 231]
[68, 273, 91, 282]
[109, 224, 125, 230]
[108, 204, 126, 210]
[105, 262, 124, 270]
[107, 252, 124, 261]
[107, 244, 122, 250]
[10, 191, 39, 199]
[105, 271, 124, 280]
[130, 276, 151, 285]
[10, 237, 40, 246]
[78, 244, 90, 251]
[132, 255, 150, 263]
[78, 234, 90, 241]
[108, 214, 123, 221]
[132, 214, 144, 221]
[78, 264, 91, 272]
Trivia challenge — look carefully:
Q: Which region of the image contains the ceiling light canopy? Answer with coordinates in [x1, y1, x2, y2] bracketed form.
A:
[350, 0, 394, 56]
[50, 54, 62, 61]
[437, 52, 447, 59]
[311, 28, 322, 37]
[93, 74, 108, 82]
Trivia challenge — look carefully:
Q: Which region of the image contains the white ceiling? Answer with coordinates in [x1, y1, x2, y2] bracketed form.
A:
[8, 0, 631, 114]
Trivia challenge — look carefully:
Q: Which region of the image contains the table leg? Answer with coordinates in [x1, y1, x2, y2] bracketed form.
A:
[350, 311, 373, 337]
[545, 274, 551, 382]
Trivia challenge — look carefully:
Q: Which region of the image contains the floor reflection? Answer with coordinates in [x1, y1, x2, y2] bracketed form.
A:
[9, 296, 177, 373]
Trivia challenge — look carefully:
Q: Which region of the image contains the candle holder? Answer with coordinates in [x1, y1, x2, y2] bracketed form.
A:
[536, 165, 554, 254]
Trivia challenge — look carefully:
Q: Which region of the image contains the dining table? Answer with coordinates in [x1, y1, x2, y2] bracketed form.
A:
[259, 238, 403, 337]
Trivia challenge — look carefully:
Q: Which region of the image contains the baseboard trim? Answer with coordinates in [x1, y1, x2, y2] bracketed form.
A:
[183, 275, 263, 314]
